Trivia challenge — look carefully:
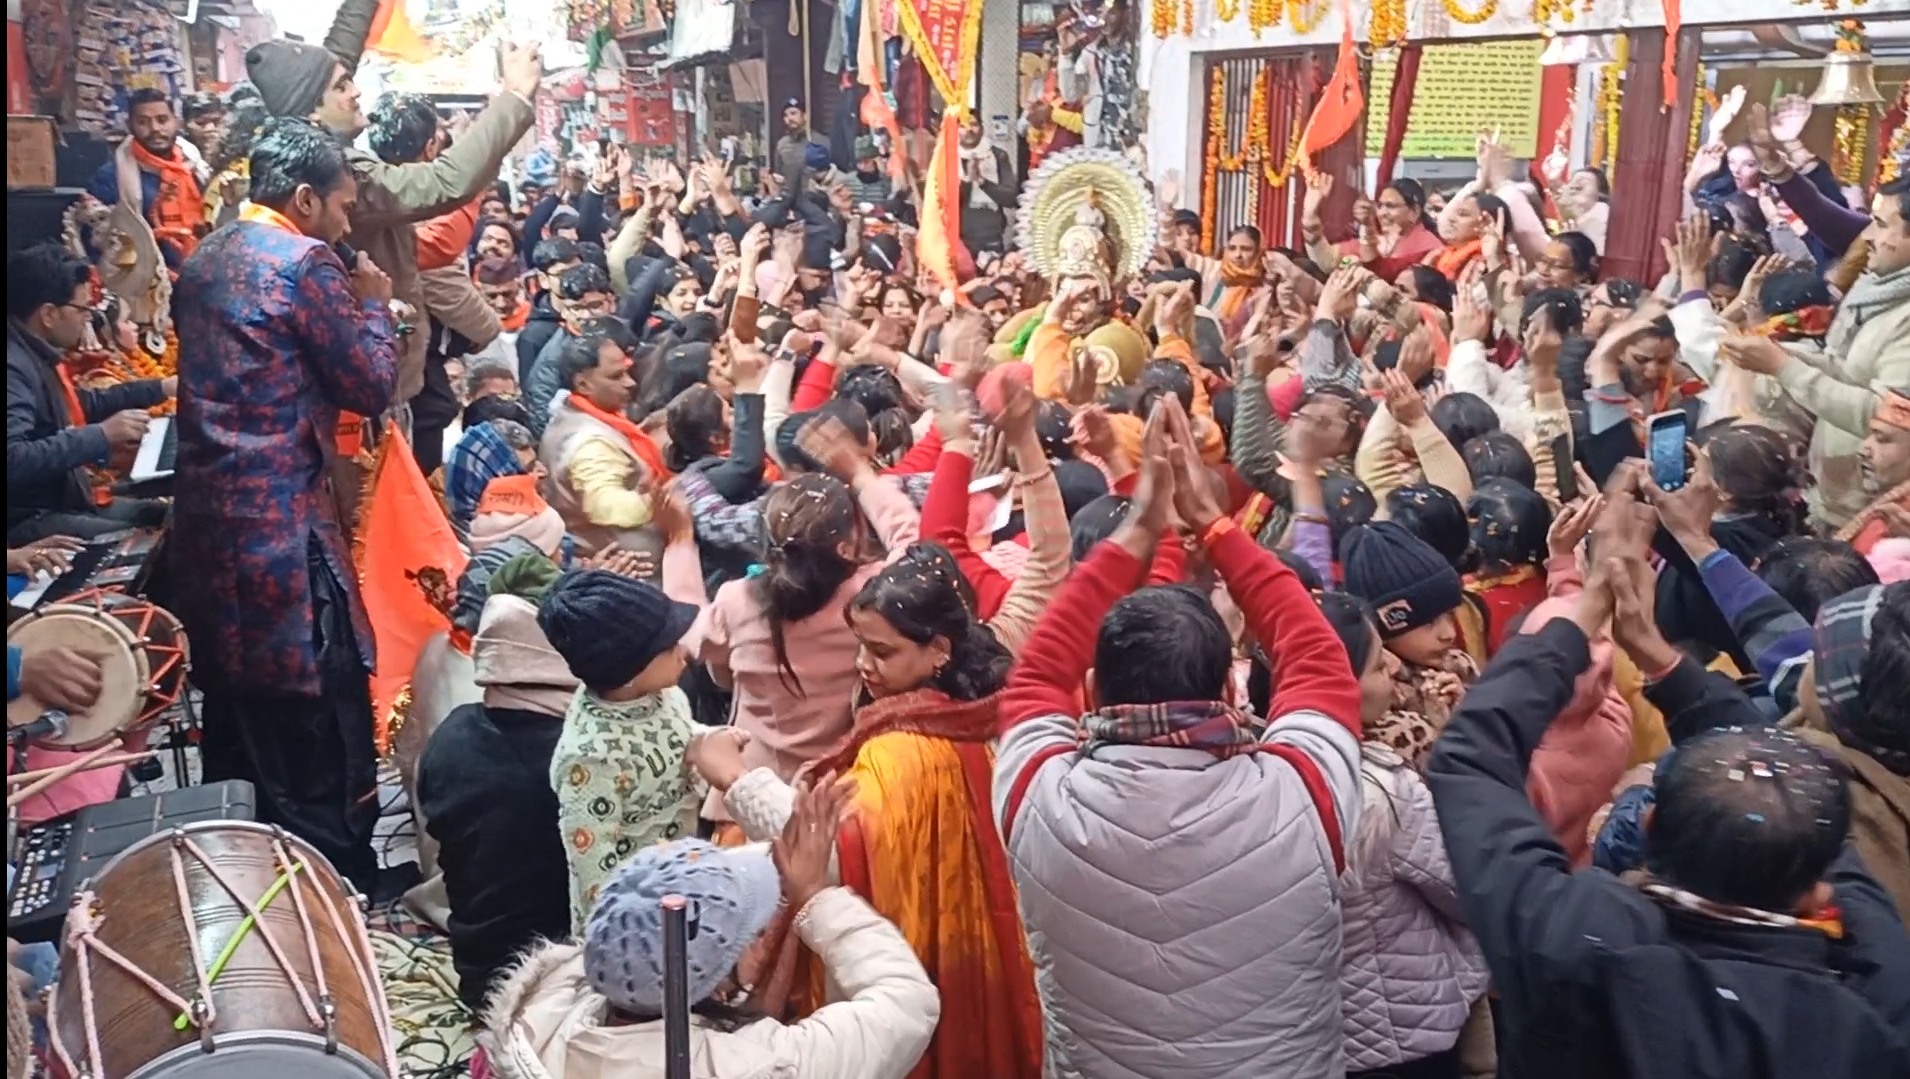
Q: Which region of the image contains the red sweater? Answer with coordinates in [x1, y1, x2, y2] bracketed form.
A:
[1001, 525, 1360, 739]
[791, 356, 942, 476]
[922, 447, 1012, 619]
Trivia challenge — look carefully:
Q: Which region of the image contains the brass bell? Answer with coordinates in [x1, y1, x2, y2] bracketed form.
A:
[1809, 51, 1885, 107]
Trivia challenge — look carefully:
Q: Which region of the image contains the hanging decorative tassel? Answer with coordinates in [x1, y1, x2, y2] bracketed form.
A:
[1661, 0, 1681, 111]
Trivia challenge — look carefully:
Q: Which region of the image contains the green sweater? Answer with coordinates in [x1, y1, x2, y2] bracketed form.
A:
[550, 686, 707, 931]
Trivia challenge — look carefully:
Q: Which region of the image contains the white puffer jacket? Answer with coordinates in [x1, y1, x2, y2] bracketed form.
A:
[1338, 743, 1491, 1072]
[993, 709, 1362, 1079]
[479, 886, 939, 1079]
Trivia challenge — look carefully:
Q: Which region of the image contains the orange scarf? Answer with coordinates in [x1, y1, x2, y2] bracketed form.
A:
[500, 298, 531, 333]
[239, 202, 362, 455]
[1210, 257, 1267, 327]
[56, 364, 116, 506]
[567, 391, 671, 483]
[1434, 239, 1482, 281]
[129, 140, 205, 259]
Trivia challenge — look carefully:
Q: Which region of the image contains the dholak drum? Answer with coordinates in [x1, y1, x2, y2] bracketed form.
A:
[48, 822, 399, 1079]
[6, 589, 188, 751]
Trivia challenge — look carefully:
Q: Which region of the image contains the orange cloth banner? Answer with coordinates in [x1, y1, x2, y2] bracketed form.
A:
[896, 0, 983, 289]
[366, 0, 432, 65]
[1301, 0, 1365, 163]
[357, 422, 467, 750]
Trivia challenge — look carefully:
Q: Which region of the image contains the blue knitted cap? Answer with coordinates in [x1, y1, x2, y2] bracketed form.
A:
[583, 839, 782, 1015]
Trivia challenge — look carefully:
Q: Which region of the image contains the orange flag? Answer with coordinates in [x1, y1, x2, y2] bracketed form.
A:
[918, 112, 975, 290]
[1300, 0, 1365, 162]
[366, 0, 433, 66]
[356, 422, 467, 751]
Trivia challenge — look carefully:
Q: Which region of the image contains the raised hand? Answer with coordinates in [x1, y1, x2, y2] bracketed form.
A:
[1163, 396, 1224, 533]
[1381, 367, 1427, 427]
[1546, 493, 1603, 561]
[773, 772, 855, 911]
[1768, 94, 1812, 144]
[1706, 84, 1747, 146]
[1302, 170, 1335, 223]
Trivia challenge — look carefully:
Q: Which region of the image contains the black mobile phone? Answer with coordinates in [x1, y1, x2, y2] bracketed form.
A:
[1551, 433, 1577, 502]
[333, 240, 358, 266]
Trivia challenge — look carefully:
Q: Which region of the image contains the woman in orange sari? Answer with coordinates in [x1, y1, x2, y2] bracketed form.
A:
[690, 548, 1045, 1079]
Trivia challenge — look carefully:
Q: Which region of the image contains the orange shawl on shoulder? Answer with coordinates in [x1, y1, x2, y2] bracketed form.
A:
[810, 688, 1044, 1079]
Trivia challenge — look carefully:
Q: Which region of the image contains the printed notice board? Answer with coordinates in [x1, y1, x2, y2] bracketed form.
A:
[1365, 39, 1545, 159]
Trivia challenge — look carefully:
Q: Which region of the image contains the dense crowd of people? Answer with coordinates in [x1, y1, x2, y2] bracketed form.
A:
[6, 2, 1910, 1075]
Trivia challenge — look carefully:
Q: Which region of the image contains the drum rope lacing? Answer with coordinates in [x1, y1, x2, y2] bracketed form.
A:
[47, 829, 401, 1079]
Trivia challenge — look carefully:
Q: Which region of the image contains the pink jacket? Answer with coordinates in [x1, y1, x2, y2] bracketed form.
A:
[1521, 556, 1633, 867]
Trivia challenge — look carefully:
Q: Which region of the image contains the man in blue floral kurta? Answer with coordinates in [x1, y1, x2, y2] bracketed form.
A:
[169, 121, 397, 890]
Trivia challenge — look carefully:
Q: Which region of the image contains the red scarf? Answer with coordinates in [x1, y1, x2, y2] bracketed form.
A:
[129, 140, 205, 259]
[567, 391, 671, 482]
[239, 202, 361, 455]
[1434, 239, 1482, 281]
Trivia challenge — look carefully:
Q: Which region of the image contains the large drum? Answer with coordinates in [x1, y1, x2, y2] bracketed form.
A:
[48, 822, 398, 1079]
[6, 589, 188, 750]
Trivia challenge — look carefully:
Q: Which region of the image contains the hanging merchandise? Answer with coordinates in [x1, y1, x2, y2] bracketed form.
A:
[21, 0, 71, 105]
[70, 0, 187, 136]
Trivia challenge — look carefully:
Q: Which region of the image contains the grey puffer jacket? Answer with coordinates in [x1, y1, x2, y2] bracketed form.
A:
[1338, 742, 1490, 1072]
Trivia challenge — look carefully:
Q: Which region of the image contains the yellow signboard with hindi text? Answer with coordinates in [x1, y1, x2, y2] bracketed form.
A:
[1365, 39, 1545, 160]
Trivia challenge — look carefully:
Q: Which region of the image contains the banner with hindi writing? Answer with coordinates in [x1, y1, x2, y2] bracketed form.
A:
[1364, 40, 1544, 160]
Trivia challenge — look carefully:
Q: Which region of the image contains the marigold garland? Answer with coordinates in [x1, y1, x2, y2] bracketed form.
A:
[1217, 0, 1242, 23]
[1181, 0, 1195, 36]
[1206, 65, 1310, 187]
[1248, 0, 1282, 35]
[1287, 0, 1329, 32]
[1440, 0, 1498, 24]
[1152, 0, 1177, 38]
[1369, 0, 1407, 48]
[1832, 105, 1869, 187]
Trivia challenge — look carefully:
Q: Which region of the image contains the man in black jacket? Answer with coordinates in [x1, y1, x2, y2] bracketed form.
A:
[417, 587, 574, 1013]
[1427, 469, 1910, 1079]
[6, 244, 173, 544]
[516, 237, 580, 382]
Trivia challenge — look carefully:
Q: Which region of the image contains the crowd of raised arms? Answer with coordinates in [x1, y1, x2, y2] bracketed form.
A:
[4, 3, 1909, 1076]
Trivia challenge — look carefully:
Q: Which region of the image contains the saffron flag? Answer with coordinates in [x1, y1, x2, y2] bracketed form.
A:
[356, 422, 467, 751]
[366, 0, 433, 66]
[896, 0, 984, 288]
[1300, 0, 1365, 163]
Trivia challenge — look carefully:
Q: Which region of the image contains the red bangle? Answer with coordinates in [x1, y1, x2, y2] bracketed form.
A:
[1200, 516, 1237, 545]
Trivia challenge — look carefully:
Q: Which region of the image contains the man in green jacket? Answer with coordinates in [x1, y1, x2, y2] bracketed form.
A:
[244, 0, 540, 438]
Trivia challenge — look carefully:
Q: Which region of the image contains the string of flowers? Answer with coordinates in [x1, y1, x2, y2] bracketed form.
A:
[1369, 0, 1407, 49]
[1792, 0, 1866, 9]
[1287, 0, 1329, 33]
[1152, 0, 1178, 37]
[1686, 67, 1712, 167]
[1249, 0, 1282, 35]
[1440, 0, 1498, 24]
[1830, 19, 1871, 186]
[1217, 0, 1242, 23]
[1182, 0, 1195, 36]
[1206, 65, 1310, 187]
